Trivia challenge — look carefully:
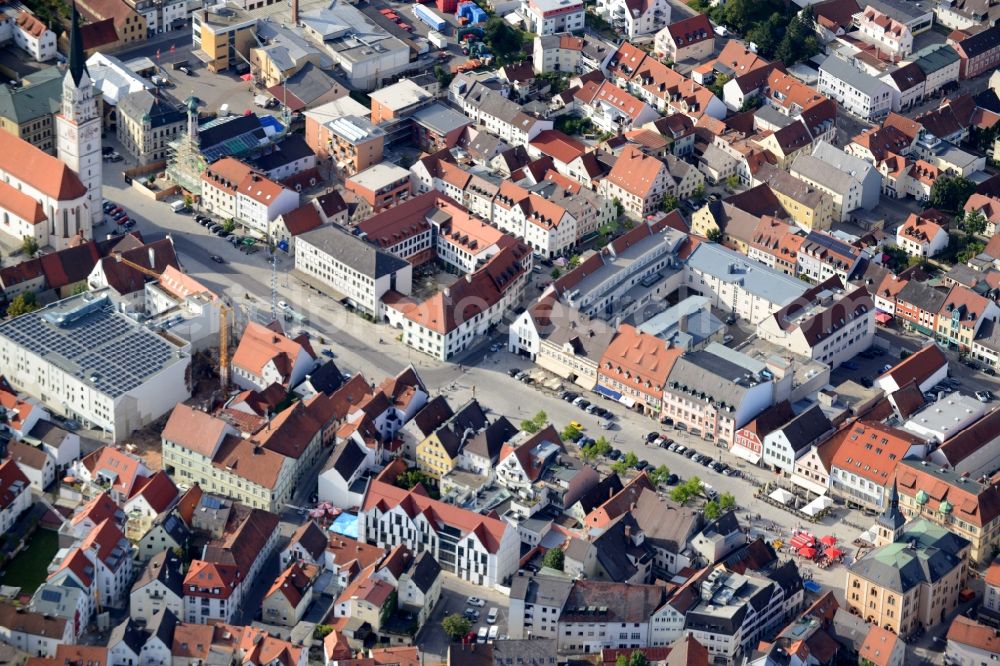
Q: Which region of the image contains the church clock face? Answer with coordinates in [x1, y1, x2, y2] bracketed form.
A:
[81, 123, 99, 144]
[65, 125, 78, 142]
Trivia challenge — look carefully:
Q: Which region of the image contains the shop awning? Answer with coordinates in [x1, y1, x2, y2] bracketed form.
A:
[618, 395, 636, 408]
[594, 385, 622, 401]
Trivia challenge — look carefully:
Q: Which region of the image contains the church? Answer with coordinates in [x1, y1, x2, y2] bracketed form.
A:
[0, 2, 102, 251]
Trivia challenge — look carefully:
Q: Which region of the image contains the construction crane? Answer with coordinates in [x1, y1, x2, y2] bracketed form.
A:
[112, 252, 231, 390]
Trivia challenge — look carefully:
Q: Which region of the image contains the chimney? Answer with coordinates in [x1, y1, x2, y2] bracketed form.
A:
[148, 246, 155, 268]
[291, 0, 299, 24]
[625, 525, 632, 540]
[678, 313, 689, 333]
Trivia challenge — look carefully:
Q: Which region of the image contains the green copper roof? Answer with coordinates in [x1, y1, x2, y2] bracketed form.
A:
[915, 489, 928, 504]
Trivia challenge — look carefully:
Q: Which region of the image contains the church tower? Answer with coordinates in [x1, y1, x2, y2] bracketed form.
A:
[56, 1, 102, 233]
[874, 482, 906, 547]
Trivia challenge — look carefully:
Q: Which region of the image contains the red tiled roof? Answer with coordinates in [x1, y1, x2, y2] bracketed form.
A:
[127, 470, 178, 514]
[529, 130, 587, 164]
[363, 474, 509, 554]
[0, 459, 28, 510]
[0, 131, 87, 201]
[0, 179, 45, 224]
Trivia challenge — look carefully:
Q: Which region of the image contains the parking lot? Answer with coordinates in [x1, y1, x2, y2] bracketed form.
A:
[418, 573, 510, 660]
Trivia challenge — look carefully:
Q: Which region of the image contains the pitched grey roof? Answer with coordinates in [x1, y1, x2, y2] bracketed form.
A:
[897, 280, 948, 313]
[633, 487, 701, 553]
[492, 639, 558, 666]
[776, 405, 832, 453]
[298, 224, 410, 278]
[847, 518, 968, 593]
[509, 572, 573, 608]
[434, 399, 488, 458]
[252, 135, 315, 172]
[109, 619, 146, 656]
[146, 608, 177, 647]
[0, 67, 62, 124]
[666, 351, 758, 411]
[820, 55, 892, 96]
[118, 90, 186, 129]
[132, 551, 184, 597]
[790, 154, 856, 195]
[404, 551, 441, 594]
[332, 439, 367, 480]
[463, 416, 517, 463]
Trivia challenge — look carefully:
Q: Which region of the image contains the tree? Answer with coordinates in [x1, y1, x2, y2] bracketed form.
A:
[703, 500, 721, 521]
[484, 17, 523, 61]
[612, 452, 638, 475]
[520, 410, 548, 434]
[719, 492, 736, 512]
[628, 652, 649, 666]
[183, 194, 194, 208]
[568, 255, 581, 268]
[550, 267, 561, 279]
[442, 614, 472, 640]
[661, 194, 679, 213]
[6, 292, 39, 318]
[959, 210, 987, 236]
[746, 13, 784, 59]
[21, 236, 38, 258]
[542, 547, 565, 571]
[648, 464, 671, 486]
[561, 423, 583, 442]
[434, 65, 454, 88]
[395, 469, 440, 499]
[71, 282, 89, 295]
[706, 227, 724, 243]
[670, 476, 702, 505]
[775, 8, 820, 65]
[725, 174, 741, 191]
[222, 218, 236, 233]
[313, 624, 334, 640]
[707, 73, 731, 99]
[692, 185, 705, 200]
[930, 175, 976, 212]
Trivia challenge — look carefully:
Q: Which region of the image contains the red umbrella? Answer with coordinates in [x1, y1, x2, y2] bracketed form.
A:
[821, 535, 837, 546]
[799, 546, 817, 559]
[824, 547, 843, 559]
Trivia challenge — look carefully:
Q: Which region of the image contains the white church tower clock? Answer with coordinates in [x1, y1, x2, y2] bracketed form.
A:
[56, 1, 102, 234]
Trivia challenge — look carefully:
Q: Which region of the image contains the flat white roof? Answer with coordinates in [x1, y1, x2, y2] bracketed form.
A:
[348, 162, 410, 191]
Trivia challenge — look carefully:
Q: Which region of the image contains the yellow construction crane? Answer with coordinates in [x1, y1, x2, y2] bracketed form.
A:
[113, 252, 231, 389]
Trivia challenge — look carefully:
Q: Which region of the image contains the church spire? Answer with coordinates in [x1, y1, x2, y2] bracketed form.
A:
[68, 1, 88, 87]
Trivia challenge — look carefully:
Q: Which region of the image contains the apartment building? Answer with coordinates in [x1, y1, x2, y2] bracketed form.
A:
[386, 241, 531, 361]
[933, 285, 1000, 351]
[346, 163, 412, 213]
[896, 213, 949, 257]
[685, 243, 811, 325]
[294, 224, 413, 319]
[117, 90, 185, 164]
[130, 552, 184, 623]
[789, 141, 881, 222]
[520, 0, 585, 35]
[230, 321, 316, 392]
[596, 0, 669, 38]
[509, 573, 573, 639]
[183, 508, 280, 624]
[756, 279, 875, 368]
[827, 421, 928, 511]
[9, 11, 57, 61]
[596, 324, 682, 417]
[761, 405, 834, 475]
[661, 345, 774, 447]
[358, 462, 520, 587]
[895, 459, 1000, 566]
[856, 5, 914, 59]
[818, 55, 893, 120]
[654, 14, 713, 63]
[754, 165, 835, 231]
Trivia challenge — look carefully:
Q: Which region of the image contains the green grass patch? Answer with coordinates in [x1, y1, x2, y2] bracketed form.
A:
[0, 529, 59, 595]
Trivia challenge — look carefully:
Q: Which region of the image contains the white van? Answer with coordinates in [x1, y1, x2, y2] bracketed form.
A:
[170, 200, 187, 213]
[477, 627, 488, 643]
[486, 607, 498, 624]
[488, 626, 499, 641]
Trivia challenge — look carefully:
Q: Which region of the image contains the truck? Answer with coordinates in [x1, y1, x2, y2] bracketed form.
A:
[414, 4, 447, 31]
[151, 74, 169, 86]
[170, 200, 189, 213]
[428, 30, 448, 49]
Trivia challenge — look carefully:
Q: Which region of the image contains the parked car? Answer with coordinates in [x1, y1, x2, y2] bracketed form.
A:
[576, 399, 590, 410]
[486, 608, 498, 624]
[645, 432, 659, 443]
[975, 390, 993, 402]
[607, 449, 622, 461]
[322, 349, 336, 358]
[507, 368, 520, 378]
[209, 255, 224, 264]
[466, 596, 486, 607]
[666, 474, 679, 486]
